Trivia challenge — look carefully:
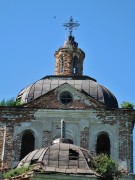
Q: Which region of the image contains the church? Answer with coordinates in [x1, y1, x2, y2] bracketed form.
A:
[0, 17, 135, 175]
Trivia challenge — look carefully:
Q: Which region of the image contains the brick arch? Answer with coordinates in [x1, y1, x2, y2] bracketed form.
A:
[20, 130, 35, 160]
[13, 129, 36, 167]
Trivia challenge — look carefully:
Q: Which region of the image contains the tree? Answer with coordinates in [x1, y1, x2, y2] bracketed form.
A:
[0, 99, 6, 106]
[94, 154, 121, 180]
[0, 98, 21, 106]
[120, 101, 134, 109]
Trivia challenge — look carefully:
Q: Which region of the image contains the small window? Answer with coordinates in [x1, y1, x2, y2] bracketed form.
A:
[73, 56, 78, 74]
[58, 58, 64, 73]
[60, 92, 72, 104]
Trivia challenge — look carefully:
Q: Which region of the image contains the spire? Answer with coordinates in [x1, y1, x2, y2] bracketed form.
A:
[63, 16, 80, 36]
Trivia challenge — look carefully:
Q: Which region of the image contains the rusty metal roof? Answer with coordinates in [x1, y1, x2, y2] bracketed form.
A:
[18, 139, 98, 176]
[17, 75, 118, 108]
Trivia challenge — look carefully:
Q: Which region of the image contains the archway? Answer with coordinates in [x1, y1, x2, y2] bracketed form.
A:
[96, 133, 110, 156]
[20, 130, 35, 160]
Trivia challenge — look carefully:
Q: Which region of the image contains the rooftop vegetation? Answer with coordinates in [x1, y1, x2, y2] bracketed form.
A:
[120, 101, 134, 109]
[0, 98, 21, 106]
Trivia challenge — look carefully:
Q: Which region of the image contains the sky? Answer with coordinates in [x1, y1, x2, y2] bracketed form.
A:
[0, 0, 135, 171]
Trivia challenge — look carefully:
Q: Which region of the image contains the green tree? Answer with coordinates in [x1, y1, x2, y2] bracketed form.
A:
[120, 101, 134, 109]
[94, 154, 121, 180]
[0, 98, 21, 106]
[0, 99, 6, 106]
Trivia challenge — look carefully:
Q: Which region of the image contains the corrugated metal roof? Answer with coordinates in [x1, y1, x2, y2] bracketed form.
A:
[17, 75, 118, 108]
[18, 139, 98, 176]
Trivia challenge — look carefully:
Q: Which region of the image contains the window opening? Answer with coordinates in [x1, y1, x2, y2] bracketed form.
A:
[73, 56, 78, 74]
[60, 92, 72, 104]
[58, 58, 64, 73]
[31, 159, 38, 165]
[69, 149, 79, 160]
[96, 133, 110, 156]
[20, 131, 35, 160]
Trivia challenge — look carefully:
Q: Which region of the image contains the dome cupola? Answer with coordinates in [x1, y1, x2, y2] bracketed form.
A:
[16, 17, 118, 108]
[17, 138, 99, 177]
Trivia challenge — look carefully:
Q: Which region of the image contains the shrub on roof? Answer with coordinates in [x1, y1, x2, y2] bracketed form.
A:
[3, 166, 29, 179]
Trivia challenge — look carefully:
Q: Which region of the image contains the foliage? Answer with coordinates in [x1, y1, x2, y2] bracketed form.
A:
[94, 154, 121, 180]
[3, 166, 30, 179]
[120, 101, 134, 109]
[0, 98, 21, 106]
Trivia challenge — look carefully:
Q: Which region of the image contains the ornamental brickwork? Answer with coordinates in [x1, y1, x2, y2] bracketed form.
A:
[54, 39, 85, 76]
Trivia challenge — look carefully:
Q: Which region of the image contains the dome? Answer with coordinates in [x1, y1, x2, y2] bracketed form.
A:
[17, 75, 118, 108]
[17, 17, 118, 108]
[17, 138, 98, 176]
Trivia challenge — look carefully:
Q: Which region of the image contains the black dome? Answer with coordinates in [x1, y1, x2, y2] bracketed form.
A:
[17, 75, 118, 108]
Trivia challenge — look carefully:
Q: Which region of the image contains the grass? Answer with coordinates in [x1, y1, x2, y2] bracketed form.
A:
[3, 165, 30, 179]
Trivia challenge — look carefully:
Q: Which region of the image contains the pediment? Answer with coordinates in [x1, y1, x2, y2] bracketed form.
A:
[25, 83, 106, 109]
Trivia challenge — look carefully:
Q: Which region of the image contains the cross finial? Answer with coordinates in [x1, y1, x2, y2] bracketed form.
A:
[63, 16, 80, 36]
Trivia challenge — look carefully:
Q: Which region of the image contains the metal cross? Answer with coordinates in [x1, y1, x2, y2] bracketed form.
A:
[63, 16, 80, 36]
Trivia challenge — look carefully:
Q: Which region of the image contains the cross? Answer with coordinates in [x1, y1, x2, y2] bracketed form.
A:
[63, 16, 80, 36]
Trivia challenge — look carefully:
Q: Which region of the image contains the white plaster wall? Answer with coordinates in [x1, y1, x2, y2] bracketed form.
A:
[13, 109, 119, 165]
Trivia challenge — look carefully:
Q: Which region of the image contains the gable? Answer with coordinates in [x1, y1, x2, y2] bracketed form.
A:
[25, 83, 106, 109]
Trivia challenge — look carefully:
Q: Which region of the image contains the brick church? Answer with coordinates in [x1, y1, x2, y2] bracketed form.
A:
[0, 17, 135, 173]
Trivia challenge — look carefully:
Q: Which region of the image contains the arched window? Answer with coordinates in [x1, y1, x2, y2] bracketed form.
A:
[58, 58, 64, 73]
[96, 133, 110, 156]
[73, 56, 78, 74]
[20, 131, 35, 160]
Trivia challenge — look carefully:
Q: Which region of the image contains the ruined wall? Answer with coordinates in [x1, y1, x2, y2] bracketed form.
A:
[119, 115, 133, 173]
[0, 107, 36, 169]
[0, 106, 134, 172]
[0, 122, 14, 170]
[80, 127, 89, 149]
[95, 109, 134, 172]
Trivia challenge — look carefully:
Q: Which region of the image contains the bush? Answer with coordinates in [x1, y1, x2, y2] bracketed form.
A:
[94, 154, 121, 180]
[0, 99, 6, 106]
[0, 98, 21, 106]
[120, 101, 134, 109]
[3, 166, 29, 179]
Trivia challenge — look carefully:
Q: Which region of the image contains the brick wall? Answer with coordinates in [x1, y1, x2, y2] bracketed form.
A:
[13, 133, 22, 162]
[42, 130, 52, 148]
[0, 106, 134, 172]
[54, 47, 85, 76]
[0, 107, 36, 169]
[96, 109, 134, 172]
[80, 127, 89, 149]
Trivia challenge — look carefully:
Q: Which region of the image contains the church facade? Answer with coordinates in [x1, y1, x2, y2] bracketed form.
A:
[0, 17, 135, 174]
